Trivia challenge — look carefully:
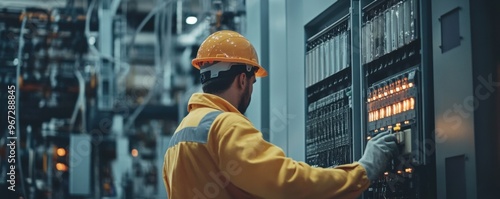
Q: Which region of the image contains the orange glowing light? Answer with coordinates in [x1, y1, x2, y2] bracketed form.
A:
[56, 163, 68, 171]
[410, 98, 415, 109]
[131, 149, 138, 157]
[405, 168, 413, 173]
[56, 148, 66, 156]
[409, 82, 414, 88]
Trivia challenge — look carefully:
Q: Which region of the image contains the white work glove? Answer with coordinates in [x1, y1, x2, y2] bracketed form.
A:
[358, 130, 399, 181]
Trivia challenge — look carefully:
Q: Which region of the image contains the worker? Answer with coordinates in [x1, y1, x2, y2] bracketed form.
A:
[163, 30, 398, 199]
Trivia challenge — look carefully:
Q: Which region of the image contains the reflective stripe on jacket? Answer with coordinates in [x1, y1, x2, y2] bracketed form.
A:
[163, 93, 370, 199]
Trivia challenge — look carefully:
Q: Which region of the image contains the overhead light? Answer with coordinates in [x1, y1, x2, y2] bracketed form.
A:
[186, 16, 197, 25]
[88, 36, 96, 45]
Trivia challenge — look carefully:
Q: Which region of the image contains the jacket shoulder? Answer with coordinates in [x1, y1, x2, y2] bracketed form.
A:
[214, 111, 250, 126]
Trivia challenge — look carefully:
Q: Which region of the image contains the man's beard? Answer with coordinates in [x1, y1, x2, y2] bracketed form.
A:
[237, 83, 251, 114]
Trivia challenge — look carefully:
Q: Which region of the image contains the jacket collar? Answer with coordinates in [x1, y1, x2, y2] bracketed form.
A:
[187, 93, 241, 114]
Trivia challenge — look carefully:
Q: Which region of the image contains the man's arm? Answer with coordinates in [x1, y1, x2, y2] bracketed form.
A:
[208, 114, 370, 199]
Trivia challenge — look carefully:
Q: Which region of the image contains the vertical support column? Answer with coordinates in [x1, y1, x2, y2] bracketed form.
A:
[111, 115, 132, 198]
[286, 0, 305, 161]
[420, 0, 434, 167]
[245, 0, 263, 131]
[98, 0, 115, 111]
[350, 0, 363, 161]
[246, 0, 270, 141]
[268, 0, 288, 153]
[69, 134, 92, 195]
[260, 0, 270, 141]
[419, 0, 438, 197]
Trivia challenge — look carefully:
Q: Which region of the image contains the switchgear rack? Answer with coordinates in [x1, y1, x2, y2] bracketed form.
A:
[305, 0, 354, 168]
[361, 0, 435, 198]
[305, 0, 436, 198]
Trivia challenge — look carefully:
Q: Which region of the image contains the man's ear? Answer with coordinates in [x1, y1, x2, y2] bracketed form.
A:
[237, 73, 247, 89]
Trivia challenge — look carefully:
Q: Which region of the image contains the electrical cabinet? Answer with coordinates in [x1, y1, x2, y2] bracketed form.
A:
[361, 0, 435, 198]
[305, 0, 354, 168]
[305, 0, 436, 198]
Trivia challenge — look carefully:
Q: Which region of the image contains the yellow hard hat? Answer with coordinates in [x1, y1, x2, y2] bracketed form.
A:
[192, 30, 268, 77]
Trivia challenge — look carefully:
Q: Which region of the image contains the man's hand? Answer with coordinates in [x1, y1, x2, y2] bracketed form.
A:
[358, 130, 399, 181]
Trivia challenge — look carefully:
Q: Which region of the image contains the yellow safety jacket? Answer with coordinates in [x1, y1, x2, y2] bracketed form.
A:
[163, 93, 370, 199]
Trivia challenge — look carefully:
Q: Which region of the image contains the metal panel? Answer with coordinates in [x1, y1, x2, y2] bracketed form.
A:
[286, 0, 306, 161]
[432, 0, 477, 198]
[69, 134, 92, 195]
[469, 1, 500, 198]
[445, 155, 467, 199]
[245, 0, 263, 131]
[98, 0, 115, 111]
[245, 0, 271, 141]
[350, 0, 363, 162]
[269, 0, 288, 152]
[303, 0, 340, 25]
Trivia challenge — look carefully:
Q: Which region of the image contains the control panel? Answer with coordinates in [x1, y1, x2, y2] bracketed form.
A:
[305, 12, 352, 167]
[361, 0, 434, 198]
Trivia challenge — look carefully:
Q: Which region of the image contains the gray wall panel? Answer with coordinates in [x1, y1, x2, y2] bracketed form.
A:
[432, 0, 477, 198]
[245, 0, 263, 131]
[269, 0, 289, 153]
[285, 0, 305, 161]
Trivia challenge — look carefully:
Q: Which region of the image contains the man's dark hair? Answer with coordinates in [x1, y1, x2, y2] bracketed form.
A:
[202, 64, 256, 94]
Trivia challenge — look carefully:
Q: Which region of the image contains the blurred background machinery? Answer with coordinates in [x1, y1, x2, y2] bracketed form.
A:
[1, 0, 499, 199]
[0, 0, 246, 198]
